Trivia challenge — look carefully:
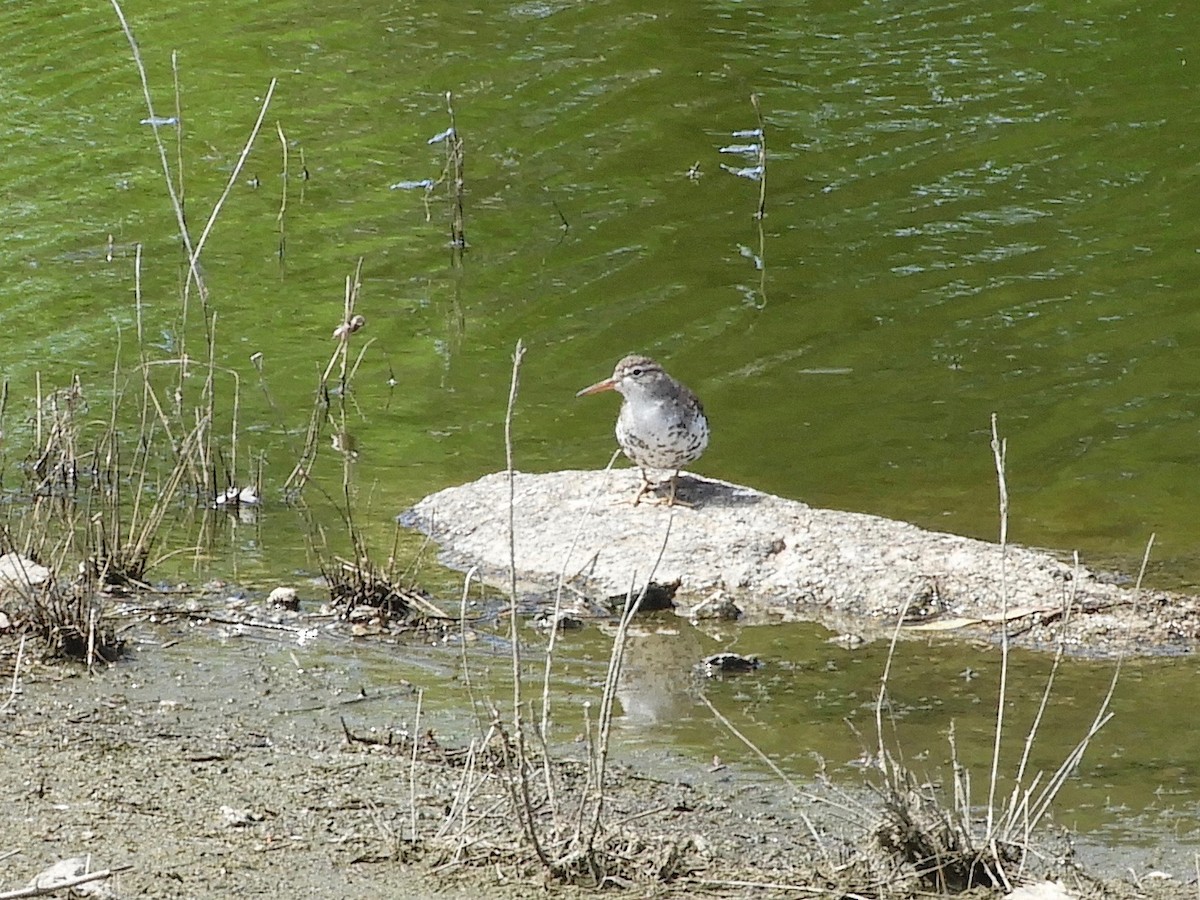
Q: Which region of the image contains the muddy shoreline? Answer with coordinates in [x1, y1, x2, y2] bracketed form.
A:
[0, 620, 841, 898]
[1, 597, 1198, 899]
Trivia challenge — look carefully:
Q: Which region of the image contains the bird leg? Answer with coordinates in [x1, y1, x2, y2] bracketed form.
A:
[632, 470, 694, 507]
[632, 469, 654, 506]
[664, 470, 696, 507]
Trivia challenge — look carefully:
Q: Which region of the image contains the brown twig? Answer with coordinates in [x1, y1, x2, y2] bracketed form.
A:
[0, 866, 132, 899]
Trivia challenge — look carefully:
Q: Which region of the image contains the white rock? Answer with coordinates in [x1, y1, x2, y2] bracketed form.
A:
[399, 470, 1149, 648]
[0, 553, 50, 591]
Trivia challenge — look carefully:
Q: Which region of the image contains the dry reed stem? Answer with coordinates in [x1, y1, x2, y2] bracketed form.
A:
[285, 262, 368, 496]
[322, 260, 365, 387]
[457, 565, 481, 716]
[868, 415, 1126, 890]
[1, 635, 26, 711]
[0, 377, 8, 443]
[435, 726, 501, 848]
[985, 412, 1010, 840]
[409, 688, 424, 842]
[750, 92, 766, 221]
[171, 50, 185, 211]
[500, 339, 548, 866]
[578, 516, 674, 857]
[33, 372, 41, 451]
[112, 0, 262, 509]
[1010, 553, 1079, 789]
[444, 91, 466, 260]
[187, 80, 278, 314]
[276, 121, 289, 264]
[996, 554, 1082, 851]
[108, 0, 205, 303]
[873, 582, 915, 769]
[112, 0, 276, 472]
[979, 430, 1128, 858]
[749, 93, 768, 309]
[534, 446, 622, 836]
[1010, 539, 1149, 837]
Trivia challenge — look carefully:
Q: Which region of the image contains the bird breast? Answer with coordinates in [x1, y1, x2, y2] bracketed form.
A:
[615, 394, 708, 469]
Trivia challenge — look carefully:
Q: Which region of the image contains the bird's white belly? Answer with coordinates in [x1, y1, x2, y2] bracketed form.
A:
[615, 401, 708, 469]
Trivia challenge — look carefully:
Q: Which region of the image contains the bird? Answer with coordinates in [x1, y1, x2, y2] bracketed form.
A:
[576, 354, 709, 506]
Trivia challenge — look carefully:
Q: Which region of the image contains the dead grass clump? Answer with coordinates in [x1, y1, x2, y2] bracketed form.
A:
[82, 522, 150, 589]
[400, 722, 705, 889]
[548, 828, 701, 888]
[287, 265, 459, 635]
[331, 343, 697, 888]
[871, 753, 1021, 892]
[28, 376, 87, 500]
[865, 416, 1122, 894]
[25, 575, 125, 664]
[0, 366, 214, 663]
[0, 548, 123, 664]
[325, 555, 450, 629]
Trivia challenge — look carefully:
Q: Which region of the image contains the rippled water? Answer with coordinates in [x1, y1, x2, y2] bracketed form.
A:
[4, 0, 1200, 852]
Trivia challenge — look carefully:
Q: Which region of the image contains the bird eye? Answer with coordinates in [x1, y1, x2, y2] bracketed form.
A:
[630, 367, 643, 376]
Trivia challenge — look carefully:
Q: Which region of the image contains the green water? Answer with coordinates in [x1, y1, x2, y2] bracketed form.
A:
[4, 0, 1200, 847]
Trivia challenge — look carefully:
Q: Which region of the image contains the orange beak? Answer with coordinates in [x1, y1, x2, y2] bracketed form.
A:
[576, 377, 617, 397]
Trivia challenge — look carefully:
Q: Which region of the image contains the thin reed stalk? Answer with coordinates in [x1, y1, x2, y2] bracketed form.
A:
[534, 446, 622, 834]
[749, 93, 768, 308]
[750, 92, 766, 222]
[985, 412, 1010, 837]
[276, 121, 289, 265]
[284, 261, 370, 498]
[444, 91, 466, 262]
[409, 688, 424, 842]
[171, 51, 185, 223]
[578, 515, 674, 854]
[108, 0, 204, 303]
[500, 339, 549, 866]
[185, 79, 278, 316]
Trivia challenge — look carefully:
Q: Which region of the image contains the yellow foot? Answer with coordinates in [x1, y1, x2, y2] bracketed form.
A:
[632, 473, 693, 507]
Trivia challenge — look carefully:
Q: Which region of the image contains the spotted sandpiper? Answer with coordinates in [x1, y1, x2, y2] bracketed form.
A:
[576, 354, 709, 505]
